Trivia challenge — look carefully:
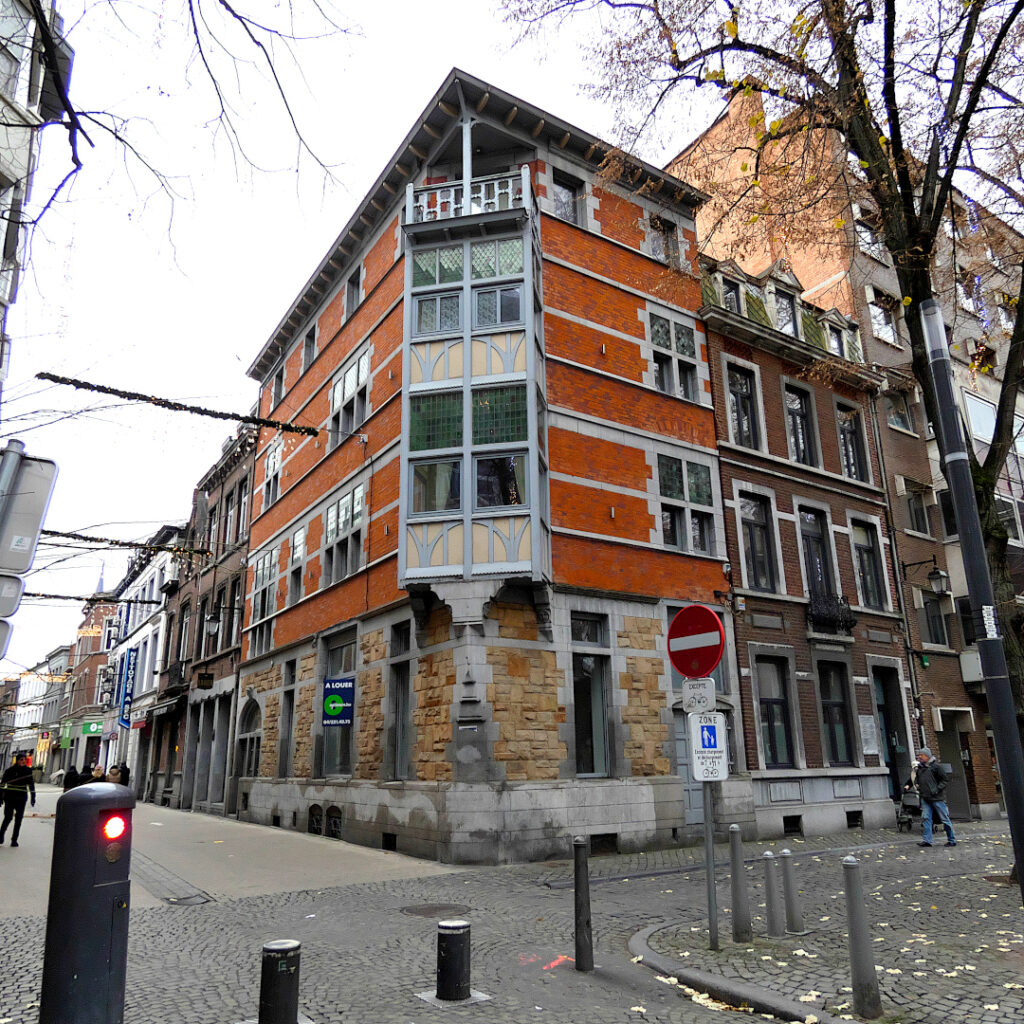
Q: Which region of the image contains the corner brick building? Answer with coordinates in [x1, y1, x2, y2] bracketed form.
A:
[236, 70, 740, 861]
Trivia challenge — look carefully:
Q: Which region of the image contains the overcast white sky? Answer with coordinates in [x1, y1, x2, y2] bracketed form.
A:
[1, 0, 716, 676]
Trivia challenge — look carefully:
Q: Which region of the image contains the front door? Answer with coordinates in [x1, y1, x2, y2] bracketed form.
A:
[872, 668, 911, 802]
[936, 714, 972, 819]
[673, 708, 704, 826]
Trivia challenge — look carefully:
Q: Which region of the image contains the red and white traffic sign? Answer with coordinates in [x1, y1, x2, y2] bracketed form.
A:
[667, 605, 725, 679]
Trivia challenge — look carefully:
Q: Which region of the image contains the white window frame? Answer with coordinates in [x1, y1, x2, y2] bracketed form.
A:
[655, 449, 719, 556]
[732, 480, 787, 595]
[834, 398, 872, 484]
[329, 349, 370, 449]
[794, 498, 842, 600]
[780, 377, 821, 468]
[322, 482, 366, 587]
[263, 443, 282, 508]
[649, 309, 699, 403]
[845, 511, 892, 612]
[721, 353, 768, 453]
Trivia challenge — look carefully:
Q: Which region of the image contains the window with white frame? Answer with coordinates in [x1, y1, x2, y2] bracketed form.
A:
[868, 290, 899, 346]
[250, 549, 277, 657]
[784, 384, 817, 466]
[851, 519, 886, 609]
[238, 477, 249, 536]
[885, 392, 915, 431]
[994, 495, 1020, 543]
[649, 215, 680, 268]
[323, 484, 365, 586]
[920, 591, 949, 646]
[727, 364, 761, 448]
[997, 292, 1016, 331]
[263, 443, 282, 507]
[828, 324, 846, 358]
[288, 527, 305, 605]
[650, 312, 698, 402]
[657, 454, 715, 555]
[855, 218, 886, 261]
[552, 171, 584, 225]
[837, 403, 869, 481]
[774, 289, 798, 335]
[905, 483, 931, 535]
[329, 350, 370, 449]
[956, 267, 984, 316]
[177, 603, 191, 663]
[223, 489, 236, 546]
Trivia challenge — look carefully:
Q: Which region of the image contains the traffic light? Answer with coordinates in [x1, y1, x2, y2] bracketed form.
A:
[39, 782, 136, 1024]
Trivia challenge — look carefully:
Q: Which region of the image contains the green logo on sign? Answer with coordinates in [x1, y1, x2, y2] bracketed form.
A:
[324, 694, 350, 717]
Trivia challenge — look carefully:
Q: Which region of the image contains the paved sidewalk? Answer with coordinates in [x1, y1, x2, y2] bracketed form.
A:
[638, 823, 1023, 1023]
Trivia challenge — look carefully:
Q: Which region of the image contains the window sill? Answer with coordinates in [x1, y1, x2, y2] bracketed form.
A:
[920, 644, 957, 655]
[806, 631, 856, 645]
[903, 529, 934, 541]
[734, 588, 805, 604]
[887, 424, 920, 438]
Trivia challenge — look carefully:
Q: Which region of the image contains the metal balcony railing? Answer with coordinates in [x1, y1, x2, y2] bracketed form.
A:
[806, 593, 858, 634]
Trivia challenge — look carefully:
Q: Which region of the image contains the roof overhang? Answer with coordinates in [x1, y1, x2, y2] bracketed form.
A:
[247, 67, 709, 382]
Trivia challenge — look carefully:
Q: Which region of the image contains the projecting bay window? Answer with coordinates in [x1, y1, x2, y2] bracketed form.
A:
[329, 351, 370, 449]
[571, 613, 610, 776]
[476, 454, 527, 509]
[323, 484, 365, 586]
[650, 312, 698, 402]
[411, 459, 461, 515]
[473, 284, 522, 328]
[657, 454, 715, 555]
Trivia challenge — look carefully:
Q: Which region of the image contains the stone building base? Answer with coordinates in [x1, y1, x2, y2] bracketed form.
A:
[237, 774, 688, 863]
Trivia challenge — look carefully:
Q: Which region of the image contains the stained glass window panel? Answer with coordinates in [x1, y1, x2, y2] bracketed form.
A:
[476, 290, 497, 326]
[687, 462, 712, 506]
[416, 297, 437, 334]
[472, 386, 528, 444]
[439, 294, 460, 332]
[413, 251, 436, 287]
[471, 241, 496, 279]
[438, 246, 463, 284]
[410, 392, 463, 451]
[651, 314, 671, 349]
[674, 322, 696, 357]
[497, 238, 524, 276]
[657, 455, 685, 499]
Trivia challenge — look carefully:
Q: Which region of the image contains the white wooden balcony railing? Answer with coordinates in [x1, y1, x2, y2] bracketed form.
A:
[408, 167, 531, 224]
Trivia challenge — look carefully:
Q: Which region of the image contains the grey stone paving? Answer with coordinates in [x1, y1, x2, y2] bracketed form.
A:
[0, 818, 1017, 1024]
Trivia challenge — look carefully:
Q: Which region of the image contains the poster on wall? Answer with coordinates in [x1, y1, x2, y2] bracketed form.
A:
[859, 715, 880, 756]
[322, 677, 355, 728]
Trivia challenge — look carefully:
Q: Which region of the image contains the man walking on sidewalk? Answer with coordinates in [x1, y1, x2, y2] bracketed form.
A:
[904, 747, 957, 848]
[0, 754, 36, 848]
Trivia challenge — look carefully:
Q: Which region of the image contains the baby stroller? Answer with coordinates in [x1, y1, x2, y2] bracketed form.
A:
[896, 790, 922, 832]
[896, 789, 951, 836]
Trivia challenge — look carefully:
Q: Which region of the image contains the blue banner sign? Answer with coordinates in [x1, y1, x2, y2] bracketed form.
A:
[322, 677, 354, 727]
[118, 647, 138, 729]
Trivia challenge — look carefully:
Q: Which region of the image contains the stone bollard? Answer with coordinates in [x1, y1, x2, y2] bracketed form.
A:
[258, 940, 301, 1024]
[779, 849, 806, 934]
[842, 856, 883, 1018]
[729, 824, 753, 943]
[436, 920, 471, 1001]
[763, 852, 785, 937]
[573, 835, 595, 971]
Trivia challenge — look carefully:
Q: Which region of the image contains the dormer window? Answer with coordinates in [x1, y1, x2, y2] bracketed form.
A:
[650, 215, 680, 268]
[722, 279, 741, 313]
[828, 325, 846, 358]
[775, 289, 797, 336]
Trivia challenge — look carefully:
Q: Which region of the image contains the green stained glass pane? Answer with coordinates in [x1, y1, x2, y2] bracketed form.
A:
[651, 314, 671, 349]
[440, 294, 461, 331]
[410, 391, 463, 451]
[438, 246, 463, 283]
[416, 297, 437, 334]
[476, 290, 497, 326]
[497, 238, 524, 276]
[471, 241, 497, 279]
[674, 322, 696, 357]
[472, 385, 528, 444]
[413, 251, 436, 287]
[658, 454, 685, 499]
[687, 462, 712, 506]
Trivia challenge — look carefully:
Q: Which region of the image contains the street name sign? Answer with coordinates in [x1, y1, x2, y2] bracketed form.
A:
[667, 605, 725, 679]
[688, 711, 728, 781]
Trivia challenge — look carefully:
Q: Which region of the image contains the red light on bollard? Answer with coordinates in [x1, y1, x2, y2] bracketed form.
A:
[102, 815, 127, 841]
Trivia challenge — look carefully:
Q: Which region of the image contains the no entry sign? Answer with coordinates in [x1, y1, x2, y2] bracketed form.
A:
[667, 605, 725, 679]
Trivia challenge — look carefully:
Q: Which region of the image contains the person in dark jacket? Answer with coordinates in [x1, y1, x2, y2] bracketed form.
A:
[117, 763, 130, 789]
[904, 747, 957, 848]
[84, 764, 106, 784]
[62, 766, 80, 791]
[0, 754, 36, 847]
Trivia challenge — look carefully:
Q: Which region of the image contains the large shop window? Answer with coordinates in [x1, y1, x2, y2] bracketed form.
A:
[818, 661, 854, 766]
[757, 656, 795, 769]
[651, 312, 698, 402]
[323, 636, 356, 775]
[658, 454, 715, 554]
[572, 613, 610, 776]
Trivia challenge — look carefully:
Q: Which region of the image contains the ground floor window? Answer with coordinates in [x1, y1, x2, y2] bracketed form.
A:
[818, 661, 854, 766]
[237, 700, 262, 777]
[323, 636, 356, 774]
[572, 613, 610, 776]
[756, 656, 794, 769]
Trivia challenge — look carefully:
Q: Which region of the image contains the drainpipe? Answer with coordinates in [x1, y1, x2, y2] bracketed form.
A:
[867, 391, 927, 747]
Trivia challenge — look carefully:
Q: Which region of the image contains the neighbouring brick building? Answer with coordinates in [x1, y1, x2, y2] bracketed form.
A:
[671, 87, 1003, 824]
[145, 426, 254, 811]
[237, 70, 743, 861]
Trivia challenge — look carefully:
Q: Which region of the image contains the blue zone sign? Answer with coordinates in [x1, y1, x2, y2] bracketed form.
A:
[322, 677, 355, 727]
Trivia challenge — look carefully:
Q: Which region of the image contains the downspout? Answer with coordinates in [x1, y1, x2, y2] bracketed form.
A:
[868, 390, 928, 747]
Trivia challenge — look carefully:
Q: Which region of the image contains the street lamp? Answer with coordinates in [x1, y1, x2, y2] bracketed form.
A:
[204, 614, 219, 638]
[900, 554, 950, 595]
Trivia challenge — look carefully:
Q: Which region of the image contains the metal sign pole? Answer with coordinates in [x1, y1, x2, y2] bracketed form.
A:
[703, 779, 718, 950]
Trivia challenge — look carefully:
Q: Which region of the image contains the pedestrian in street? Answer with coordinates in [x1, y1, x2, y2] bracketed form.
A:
[106, 767, 121, 784]
[117, 763, 130, 789]
[85, 764, 106, 784]
[0, 754, 36, 847]
[62, 766, 80, 791]
[904, 747, 957, 848]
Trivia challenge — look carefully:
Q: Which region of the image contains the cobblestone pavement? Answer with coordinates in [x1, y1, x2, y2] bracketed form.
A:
[0, 816, 1016, 1024]
[646, 824, 1023, 1024]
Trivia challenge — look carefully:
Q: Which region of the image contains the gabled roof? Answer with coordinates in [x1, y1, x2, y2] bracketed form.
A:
[247, 67, 709, 383]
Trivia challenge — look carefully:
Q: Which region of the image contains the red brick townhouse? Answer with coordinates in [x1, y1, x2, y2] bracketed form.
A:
[701, 257, 918, 836]
[236, 69, 741, 862]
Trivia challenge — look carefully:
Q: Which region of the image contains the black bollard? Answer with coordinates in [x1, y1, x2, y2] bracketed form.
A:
[436, 919, 471, 1001]
[40, 783, 135, 1024]
[573, 835, 594, 972]
[258, 940, 301, 1024]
